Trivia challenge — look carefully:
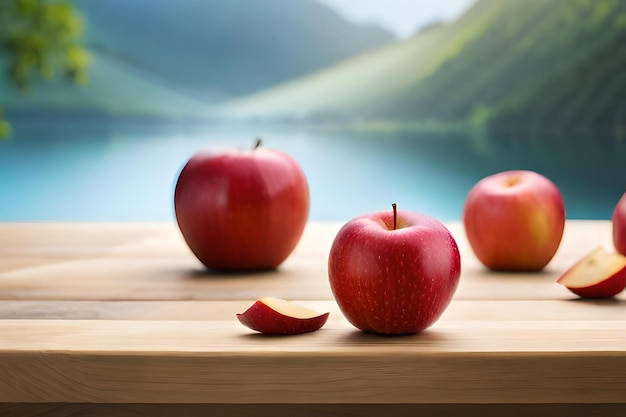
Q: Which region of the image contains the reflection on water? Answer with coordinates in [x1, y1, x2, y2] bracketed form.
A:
[0, 121, 624, 222]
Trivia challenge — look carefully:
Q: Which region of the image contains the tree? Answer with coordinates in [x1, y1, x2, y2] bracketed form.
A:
[0, 0, 89, 138]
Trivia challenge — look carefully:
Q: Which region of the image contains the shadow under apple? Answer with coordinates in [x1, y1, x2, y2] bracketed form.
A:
[183, 266, 286, 280]
[337, 328, 452, 345]
[566, 296, 626, 306]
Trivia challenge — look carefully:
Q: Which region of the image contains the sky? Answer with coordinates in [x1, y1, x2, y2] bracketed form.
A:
[315, 0, 477, 38]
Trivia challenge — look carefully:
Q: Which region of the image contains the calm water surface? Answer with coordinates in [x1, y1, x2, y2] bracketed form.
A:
[1, 122, 624, 222]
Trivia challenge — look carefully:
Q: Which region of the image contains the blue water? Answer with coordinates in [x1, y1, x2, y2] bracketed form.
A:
[1, 121, 625, 222]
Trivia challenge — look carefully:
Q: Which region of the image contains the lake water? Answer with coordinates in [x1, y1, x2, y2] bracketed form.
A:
[1, 121, 624, 223]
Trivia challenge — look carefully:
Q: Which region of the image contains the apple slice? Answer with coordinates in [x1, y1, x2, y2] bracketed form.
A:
[557, 247, 626, 298]
[237, 297, 329, 335]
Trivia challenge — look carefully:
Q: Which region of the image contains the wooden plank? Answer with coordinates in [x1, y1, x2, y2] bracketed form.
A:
[0, 299, 624, 321]
[1, 256, 623, 301]
[0, 257, 331, 301]
[0, 222, 336, 261]
[0, 318, 625, 354]
[0, 221, 615, 302]
[0, 342, 624, 403]
[0, 259, 72, 274]
[0, 221, 623, 407]
[0, 220, 612, 265]
[1, 403, 625, 417]
[0, 223, 167, 258]
[0, 222, 335, 301]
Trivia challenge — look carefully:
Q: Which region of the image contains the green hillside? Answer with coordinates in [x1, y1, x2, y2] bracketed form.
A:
[218, 0, 626, 135]
[1, 51, 212, 119]
[77, 0, 394, 103]
[3, 0, 393, 121]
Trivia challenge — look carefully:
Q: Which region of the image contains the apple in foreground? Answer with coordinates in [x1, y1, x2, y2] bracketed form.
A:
[237, 297, 330, 335]
[463, 170, 565, 271]
[328, 204, 461, 335]
[613, 192, 626, 256]
[557, 247, 626, 298]
[174, 139, 309, 271]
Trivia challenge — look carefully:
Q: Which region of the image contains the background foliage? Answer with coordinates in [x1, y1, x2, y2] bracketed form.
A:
[0, 0, 89, 137]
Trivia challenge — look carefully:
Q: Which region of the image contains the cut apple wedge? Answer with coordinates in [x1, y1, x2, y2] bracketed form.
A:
[237, 297, 330, 335]
[557, 247, 626, 298]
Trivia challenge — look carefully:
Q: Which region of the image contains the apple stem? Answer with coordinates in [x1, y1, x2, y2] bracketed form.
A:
[392, 203, 397, 230]
[254, 138, 262, 149]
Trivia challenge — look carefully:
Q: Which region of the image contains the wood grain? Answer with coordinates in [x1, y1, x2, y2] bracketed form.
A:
[0, 221, 618, 301]
[0, 221, 624, 409]
[2, 404, 625, 417]
[0, 299, 624, 321]
[1, 348, 625, 404]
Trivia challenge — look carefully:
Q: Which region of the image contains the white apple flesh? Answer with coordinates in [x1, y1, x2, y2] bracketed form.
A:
[237, 297, 330, 335]
[557, 247, 626, 298]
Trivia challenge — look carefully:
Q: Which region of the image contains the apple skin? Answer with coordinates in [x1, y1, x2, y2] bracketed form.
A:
[613, 192, 626, 256]
[328, 209, 461, 335]
[562, 270, 626, 299]
[237, 298, 330, 335]
[174, 142, 309, 271]
[463, 170, 565, 271]
[557, 248, 626, 298]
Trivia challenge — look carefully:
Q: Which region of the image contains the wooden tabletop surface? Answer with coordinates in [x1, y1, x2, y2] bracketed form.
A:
[0, 221, 625, 416]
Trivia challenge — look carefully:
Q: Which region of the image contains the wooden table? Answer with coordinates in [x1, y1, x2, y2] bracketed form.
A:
[0, 221, 624, 417]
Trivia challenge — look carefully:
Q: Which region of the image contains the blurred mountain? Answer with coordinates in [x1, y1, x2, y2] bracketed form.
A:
[1, 52, 213, 120]
[3, 0, 394, 119]
[219, 0, 626, 135]
[78, 0, 394, 103]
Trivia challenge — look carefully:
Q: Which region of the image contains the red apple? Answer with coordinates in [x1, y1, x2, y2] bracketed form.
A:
[328, 204, 461, 335]
[557, 247, 626, 298]
[463, 170, 565, 271]
[174, 139, 309, 271]
[613, 192, 626, 256]
[237, 297, 330, 335]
